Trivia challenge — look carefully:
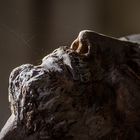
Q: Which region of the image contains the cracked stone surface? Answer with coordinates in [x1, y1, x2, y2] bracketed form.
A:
[0, 30, 140, 140]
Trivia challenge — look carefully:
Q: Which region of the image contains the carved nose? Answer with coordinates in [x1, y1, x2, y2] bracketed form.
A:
[70, 30, 91, 56]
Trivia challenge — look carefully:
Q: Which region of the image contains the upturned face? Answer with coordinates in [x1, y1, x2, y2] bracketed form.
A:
[0, 30, 140, 140]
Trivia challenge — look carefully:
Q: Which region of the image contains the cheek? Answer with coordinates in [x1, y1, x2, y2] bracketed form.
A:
[116, 86, 127, 112]
[116, 85, 140, 123]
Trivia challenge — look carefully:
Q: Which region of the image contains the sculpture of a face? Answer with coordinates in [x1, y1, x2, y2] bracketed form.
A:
[0, 30, 140, 140]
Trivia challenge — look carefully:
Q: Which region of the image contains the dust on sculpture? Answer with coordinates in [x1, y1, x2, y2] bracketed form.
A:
[0, 30, 140, 140]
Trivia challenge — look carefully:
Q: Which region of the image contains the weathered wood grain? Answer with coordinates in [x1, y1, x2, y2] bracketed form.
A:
[0, 30, 140, 140]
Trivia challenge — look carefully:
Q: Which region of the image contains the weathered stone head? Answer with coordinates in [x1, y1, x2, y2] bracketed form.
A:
[0, 30, 140, 140]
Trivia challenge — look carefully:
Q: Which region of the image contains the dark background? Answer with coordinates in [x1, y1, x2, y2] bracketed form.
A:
[1, 0, 140, 129]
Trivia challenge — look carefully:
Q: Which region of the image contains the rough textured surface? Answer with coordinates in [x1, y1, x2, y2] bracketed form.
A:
[0, 30, 140, 140]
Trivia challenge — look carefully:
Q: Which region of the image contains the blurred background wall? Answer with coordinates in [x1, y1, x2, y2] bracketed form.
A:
[1, 0, 140, 129]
